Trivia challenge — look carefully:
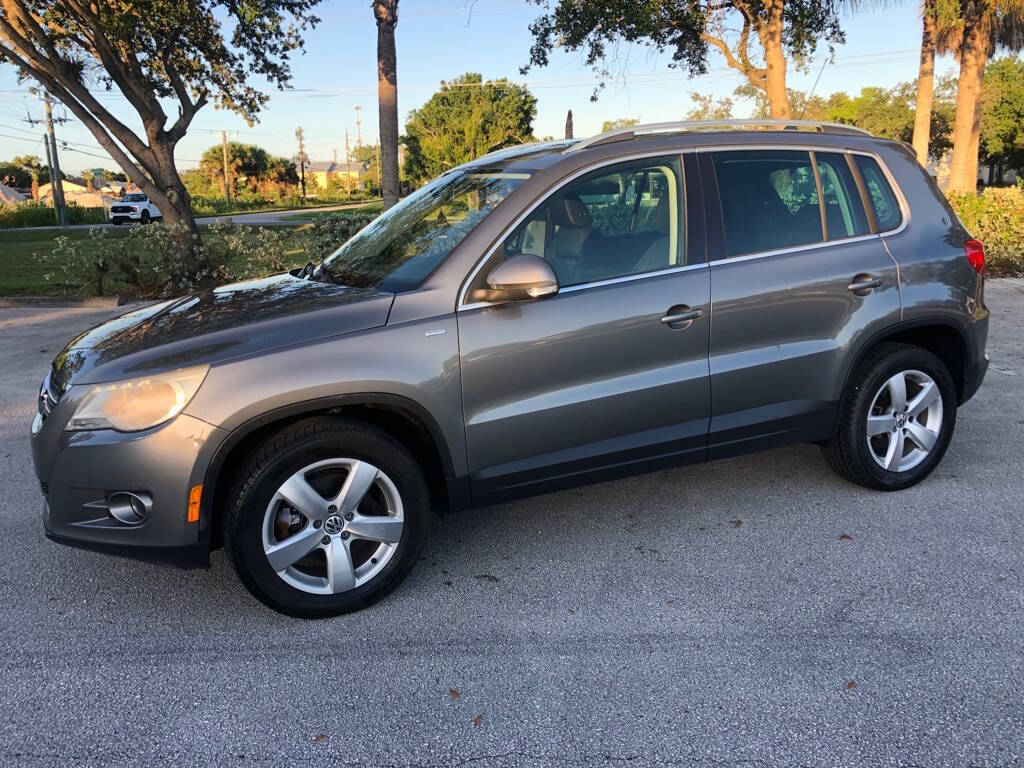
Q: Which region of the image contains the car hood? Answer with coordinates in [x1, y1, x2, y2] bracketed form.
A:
[50, 273, 394, 390]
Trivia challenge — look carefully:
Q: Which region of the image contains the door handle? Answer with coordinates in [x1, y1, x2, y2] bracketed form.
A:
[848, 275, 882, 294]
[660, 306, 704, 328]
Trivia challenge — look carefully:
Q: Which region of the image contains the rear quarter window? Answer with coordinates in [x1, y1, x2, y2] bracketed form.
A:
[853, 155, 903, 232]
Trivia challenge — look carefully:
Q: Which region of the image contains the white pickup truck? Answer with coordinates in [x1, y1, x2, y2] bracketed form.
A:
[109, 193, 161, 225]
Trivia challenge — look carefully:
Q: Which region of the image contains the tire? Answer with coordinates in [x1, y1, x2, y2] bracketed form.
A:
[822, 343, 957, 491]
[140, 210, 150, 224]
[223, 417, 430, 618]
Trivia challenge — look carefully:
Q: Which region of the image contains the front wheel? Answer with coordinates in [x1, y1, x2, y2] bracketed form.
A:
[140, 210, 150, 224]
[223, 418, 430, 617]
[822, 343, 957, 491]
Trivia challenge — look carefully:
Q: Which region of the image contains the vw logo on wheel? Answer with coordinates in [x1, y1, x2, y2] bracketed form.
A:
[323, 515, 344, 535]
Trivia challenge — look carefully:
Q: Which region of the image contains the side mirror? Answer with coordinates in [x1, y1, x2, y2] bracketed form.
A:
[485, 254, 559, 302]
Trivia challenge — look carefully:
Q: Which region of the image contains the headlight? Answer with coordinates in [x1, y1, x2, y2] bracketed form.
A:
[66, 365, 209, 432]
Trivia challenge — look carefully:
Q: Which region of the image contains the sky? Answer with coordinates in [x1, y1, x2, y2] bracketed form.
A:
[0, 1, 961, 177]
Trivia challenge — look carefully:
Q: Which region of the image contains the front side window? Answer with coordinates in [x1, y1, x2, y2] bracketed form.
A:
[816, 152, 871, 239]
[500, 156, 684, 287]
[318, 169, 529, 291]
[853, 155, 902, 232]
[712, 150, 823, 257]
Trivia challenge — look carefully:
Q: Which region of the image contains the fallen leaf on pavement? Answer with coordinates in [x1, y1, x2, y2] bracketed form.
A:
[312, 734, 326, 744]
[449, 689, 460, 699]
[839, 533, 853, 541]
[473, 714, 483, 727]
[847, 680, 857, 690]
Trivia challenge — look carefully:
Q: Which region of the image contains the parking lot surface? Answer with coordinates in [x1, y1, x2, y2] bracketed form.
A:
[1, 280, 1022, 767]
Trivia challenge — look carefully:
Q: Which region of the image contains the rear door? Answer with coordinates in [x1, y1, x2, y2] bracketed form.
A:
[701, 147, 902, 457]
[458, 153, 711, 504]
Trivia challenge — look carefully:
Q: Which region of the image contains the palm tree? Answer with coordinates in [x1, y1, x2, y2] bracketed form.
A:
[911, 0, 964, 165]
[912, 0, 939, 163]
[374, 0, 401, 208]
[947, 0, 1024, 192]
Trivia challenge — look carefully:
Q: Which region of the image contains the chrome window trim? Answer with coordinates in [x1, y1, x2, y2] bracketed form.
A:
[456, 148, 694, 311]
[707, 232, 882, 268]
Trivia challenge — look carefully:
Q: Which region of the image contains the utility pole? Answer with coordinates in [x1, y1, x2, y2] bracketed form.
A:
[295, 126, 307, 202]
[564, 109, 574, 140]
[42, 134, 60, 226]
[376, 142, 382, 197]
[220, 130, 232, 209]
[354, 104, 362, 146]
[43, 93, 67, 226]
[345, 128, 352, 198]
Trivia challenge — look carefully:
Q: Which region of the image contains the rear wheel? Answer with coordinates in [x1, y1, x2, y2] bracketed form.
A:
[223, 417, 430, 617]
[822, 343, 957, 491]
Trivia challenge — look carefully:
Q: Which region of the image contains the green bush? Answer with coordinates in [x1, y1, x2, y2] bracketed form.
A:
[37, 222, 301, 298]
[307, 210, 379, 262]
[947, 187, 1024, 275]
[0, 200, 107, 228]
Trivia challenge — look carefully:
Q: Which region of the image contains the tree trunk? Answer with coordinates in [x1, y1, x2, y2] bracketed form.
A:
[145, 139, 201, 277]
[762, 1, 790, 118]
[966, 52, 986, 189]
[912, 0, 936, 165]
[948, 13, 989, 193]
[375, 1, 400, 209]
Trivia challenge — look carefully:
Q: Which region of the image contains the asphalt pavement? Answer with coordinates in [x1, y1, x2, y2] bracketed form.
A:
[1, 280, 1022, 767]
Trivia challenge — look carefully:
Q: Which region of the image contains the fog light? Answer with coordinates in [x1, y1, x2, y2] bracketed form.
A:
[107, 491, 152, 525]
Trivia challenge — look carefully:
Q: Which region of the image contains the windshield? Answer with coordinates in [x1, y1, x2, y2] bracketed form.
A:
[316, 169, 529, 291]
[122, 193, 146, 202]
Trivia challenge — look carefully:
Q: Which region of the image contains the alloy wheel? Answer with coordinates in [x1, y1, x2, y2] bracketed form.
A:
[865, 369, 943, 473]
[261, 458, 404, 595]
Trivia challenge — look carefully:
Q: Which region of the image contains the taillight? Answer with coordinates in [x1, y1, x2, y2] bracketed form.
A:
[965, 239, 985, 273]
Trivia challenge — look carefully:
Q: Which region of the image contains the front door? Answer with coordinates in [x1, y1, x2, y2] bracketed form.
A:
[701, 148, 903, 457]
[458, 154, 711, 504]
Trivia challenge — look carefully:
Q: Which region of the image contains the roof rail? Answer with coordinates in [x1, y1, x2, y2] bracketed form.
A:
[564, 119, 872, 153]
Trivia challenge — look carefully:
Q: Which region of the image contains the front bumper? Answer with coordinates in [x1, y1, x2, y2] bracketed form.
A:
[32, 391, 228, 569]
[110, 213, 142, 224]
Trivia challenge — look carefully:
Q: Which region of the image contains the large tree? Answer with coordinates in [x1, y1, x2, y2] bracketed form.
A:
[0, 153, 50, 187]
[0, 0, 320, 249]
[402, 73, 536, 185]
[374, 0, 400, 208]
[523, 0, 845, 118]
[979, 55, 1024, 179]
[947, 0, 1024, 192]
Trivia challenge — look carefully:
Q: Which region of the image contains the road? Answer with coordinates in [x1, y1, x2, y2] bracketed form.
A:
[1, 280, 1022, 767]
[13, 201, 374, 231]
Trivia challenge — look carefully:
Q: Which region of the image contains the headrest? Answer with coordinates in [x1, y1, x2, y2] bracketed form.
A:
[549, 194, 593, 227]
[650, 194, 671, 235]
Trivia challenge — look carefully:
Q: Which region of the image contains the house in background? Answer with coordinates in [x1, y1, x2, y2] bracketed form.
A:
[39, 177, 120, 209]
[306, 160, 363, 192]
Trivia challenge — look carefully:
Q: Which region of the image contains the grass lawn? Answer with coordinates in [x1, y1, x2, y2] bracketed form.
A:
[0, 225, 311, 297]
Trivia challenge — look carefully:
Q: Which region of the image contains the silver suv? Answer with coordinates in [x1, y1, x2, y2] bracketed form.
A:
[31, 120, 990, 617]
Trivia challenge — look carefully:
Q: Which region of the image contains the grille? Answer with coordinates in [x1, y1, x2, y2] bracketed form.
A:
[38, 376, 61, 420]
[110, 205, 133, 213]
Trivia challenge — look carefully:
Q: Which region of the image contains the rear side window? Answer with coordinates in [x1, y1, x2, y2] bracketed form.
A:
[712, 150, 822, 257]
[853, 155, 903, 231]
[815, 152, 870, 239]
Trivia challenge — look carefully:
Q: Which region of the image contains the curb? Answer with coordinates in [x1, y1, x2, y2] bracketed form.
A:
[0, 296, 133, 309]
